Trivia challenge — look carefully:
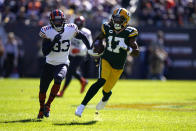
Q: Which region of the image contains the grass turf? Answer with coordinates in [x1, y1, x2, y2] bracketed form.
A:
[0, 79, 196, 131]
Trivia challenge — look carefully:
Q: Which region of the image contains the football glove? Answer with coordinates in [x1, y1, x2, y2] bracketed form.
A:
[53, 34, 61, 43]
[88, 49, 103, 57]
[119, 41, 128, 50]
[119, 42, 133, 53]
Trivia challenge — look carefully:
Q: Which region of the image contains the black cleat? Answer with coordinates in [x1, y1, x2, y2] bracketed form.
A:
[44, 105, 50, 117]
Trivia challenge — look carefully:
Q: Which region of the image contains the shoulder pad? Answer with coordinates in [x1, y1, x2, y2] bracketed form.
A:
[66, 23, 79, 33]
[101, 22, 110, 35]
[82, 27, 91, 35]
[39, 25, 52, 38]
[126, 26, 138, 37]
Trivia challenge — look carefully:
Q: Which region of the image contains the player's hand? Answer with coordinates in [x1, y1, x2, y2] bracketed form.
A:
[130, 49, 139, 56]
[87, 49, 102, 57]
[119, 41, 128, 50]
[53, 34, 61, 43]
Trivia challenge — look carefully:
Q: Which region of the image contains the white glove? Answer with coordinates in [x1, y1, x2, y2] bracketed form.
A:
[119, 41, 128, 50]
[118, 42, 133, 53]
[88, 49, 102, 57]
[127, 47, 133, 54]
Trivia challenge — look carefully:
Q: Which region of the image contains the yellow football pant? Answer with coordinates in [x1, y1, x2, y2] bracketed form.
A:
[100, 59, 123, 93]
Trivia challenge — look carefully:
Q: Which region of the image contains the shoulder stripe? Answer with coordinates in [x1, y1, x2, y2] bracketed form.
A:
[128, 30, 138, 37]
[39, 31, 47, 38]
[101, 24, 106, 35]
[40, 30, 45, 34]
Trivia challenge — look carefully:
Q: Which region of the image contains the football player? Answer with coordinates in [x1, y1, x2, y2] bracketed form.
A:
[37, 9, 91, 119]
[57, 16, 93, 97]
[75, 8, 140, 117]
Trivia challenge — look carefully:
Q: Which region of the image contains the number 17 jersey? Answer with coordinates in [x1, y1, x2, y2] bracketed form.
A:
[39, 24, 79, 65]
[101, 22, 138, 69]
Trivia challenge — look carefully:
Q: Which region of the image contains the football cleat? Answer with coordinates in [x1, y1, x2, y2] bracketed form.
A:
[43, 105, 50, 117]
[96, 99, 108, 110]
[75, 104, 85, 117]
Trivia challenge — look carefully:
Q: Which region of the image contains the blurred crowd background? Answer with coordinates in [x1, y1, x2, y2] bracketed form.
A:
[0, 0, 196, 80]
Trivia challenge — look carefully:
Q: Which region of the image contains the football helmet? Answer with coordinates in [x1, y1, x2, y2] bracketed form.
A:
[49, 9, 66, 32]
[111, 8, 130, 30]
[74, 16, 85, 29]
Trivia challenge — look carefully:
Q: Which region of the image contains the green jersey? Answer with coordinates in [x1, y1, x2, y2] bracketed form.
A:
[101, 22, 138, 69]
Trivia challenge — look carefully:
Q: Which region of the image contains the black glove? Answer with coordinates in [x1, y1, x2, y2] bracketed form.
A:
[53, 34, 61, 43]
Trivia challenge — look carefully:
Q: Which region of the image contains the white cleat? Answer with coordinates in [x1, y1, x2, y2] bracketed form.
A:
[96, 99, 108, 110]
[75, 104, 85, 117]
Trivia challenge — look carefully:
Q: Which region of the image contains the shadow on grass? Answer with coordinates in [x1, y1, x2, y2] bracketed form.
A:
[0, 118, 42, 123]
[53, 120, 97, 126]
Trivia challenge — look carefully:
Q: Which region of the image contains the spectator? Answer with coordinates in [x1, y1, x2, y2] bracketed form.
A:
[0, 37, 4, 77]
[148, 30, 168, 80]
[139, 0, 196, 27]
[3, 32, 19, 77]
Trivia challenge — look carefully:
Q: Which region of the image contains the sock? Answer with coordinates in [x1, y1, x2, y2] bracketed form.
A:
[102, 90, 112, 102]
[81, 78, 105, 105]
[39, 92, 46, 110]
[45, 83, 60, 107]
[80, 77, 86, 84]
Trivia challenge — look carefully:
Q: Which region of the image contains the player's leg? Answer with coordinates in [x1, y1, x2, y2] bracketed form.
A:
[57, 68, 72, 97]
[75, 58, 110, 117]
[71, 56, 88, 93]
[38, 63, 54, 119]
[45, 64, 67, 117]
[57, 56, 84, 96]
[96, 65, 123, 110]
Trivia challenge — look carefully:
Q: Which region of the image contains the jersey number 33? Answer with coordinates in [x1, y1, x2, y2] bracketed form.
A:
[52, 40, 70, 52]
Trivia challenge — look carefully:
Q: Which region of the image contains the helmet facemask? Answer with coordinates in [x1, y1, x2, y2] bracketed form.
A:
[111, 8, 130, 31]
[112, 15, 126, 30]
[50, 16, 65, 32]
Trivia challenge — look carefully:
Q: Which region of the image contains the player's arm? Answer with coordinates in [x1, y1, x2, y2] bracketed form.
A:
[93, 31, 105, 42]
[127, 37, 140, 56]
[87, 24, 105, 57]
[42, 34, 61, 56]
[75, 31, 91, 49]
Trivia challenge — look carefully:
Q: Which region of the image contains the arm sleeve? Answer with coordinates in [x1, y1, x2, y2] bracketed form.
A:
[75, 31, 91, 49]
[42, 38, 56, 56]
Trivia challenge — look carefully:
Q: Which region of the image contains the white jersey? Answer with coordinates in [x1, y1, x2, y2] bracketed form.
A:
[69, 27, 92, 56]
[39, 23, 79, 65]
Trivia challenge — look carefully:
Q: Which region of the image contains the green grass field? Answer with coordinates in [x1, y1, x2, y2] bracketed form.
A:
[0, 79, 196, 131]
